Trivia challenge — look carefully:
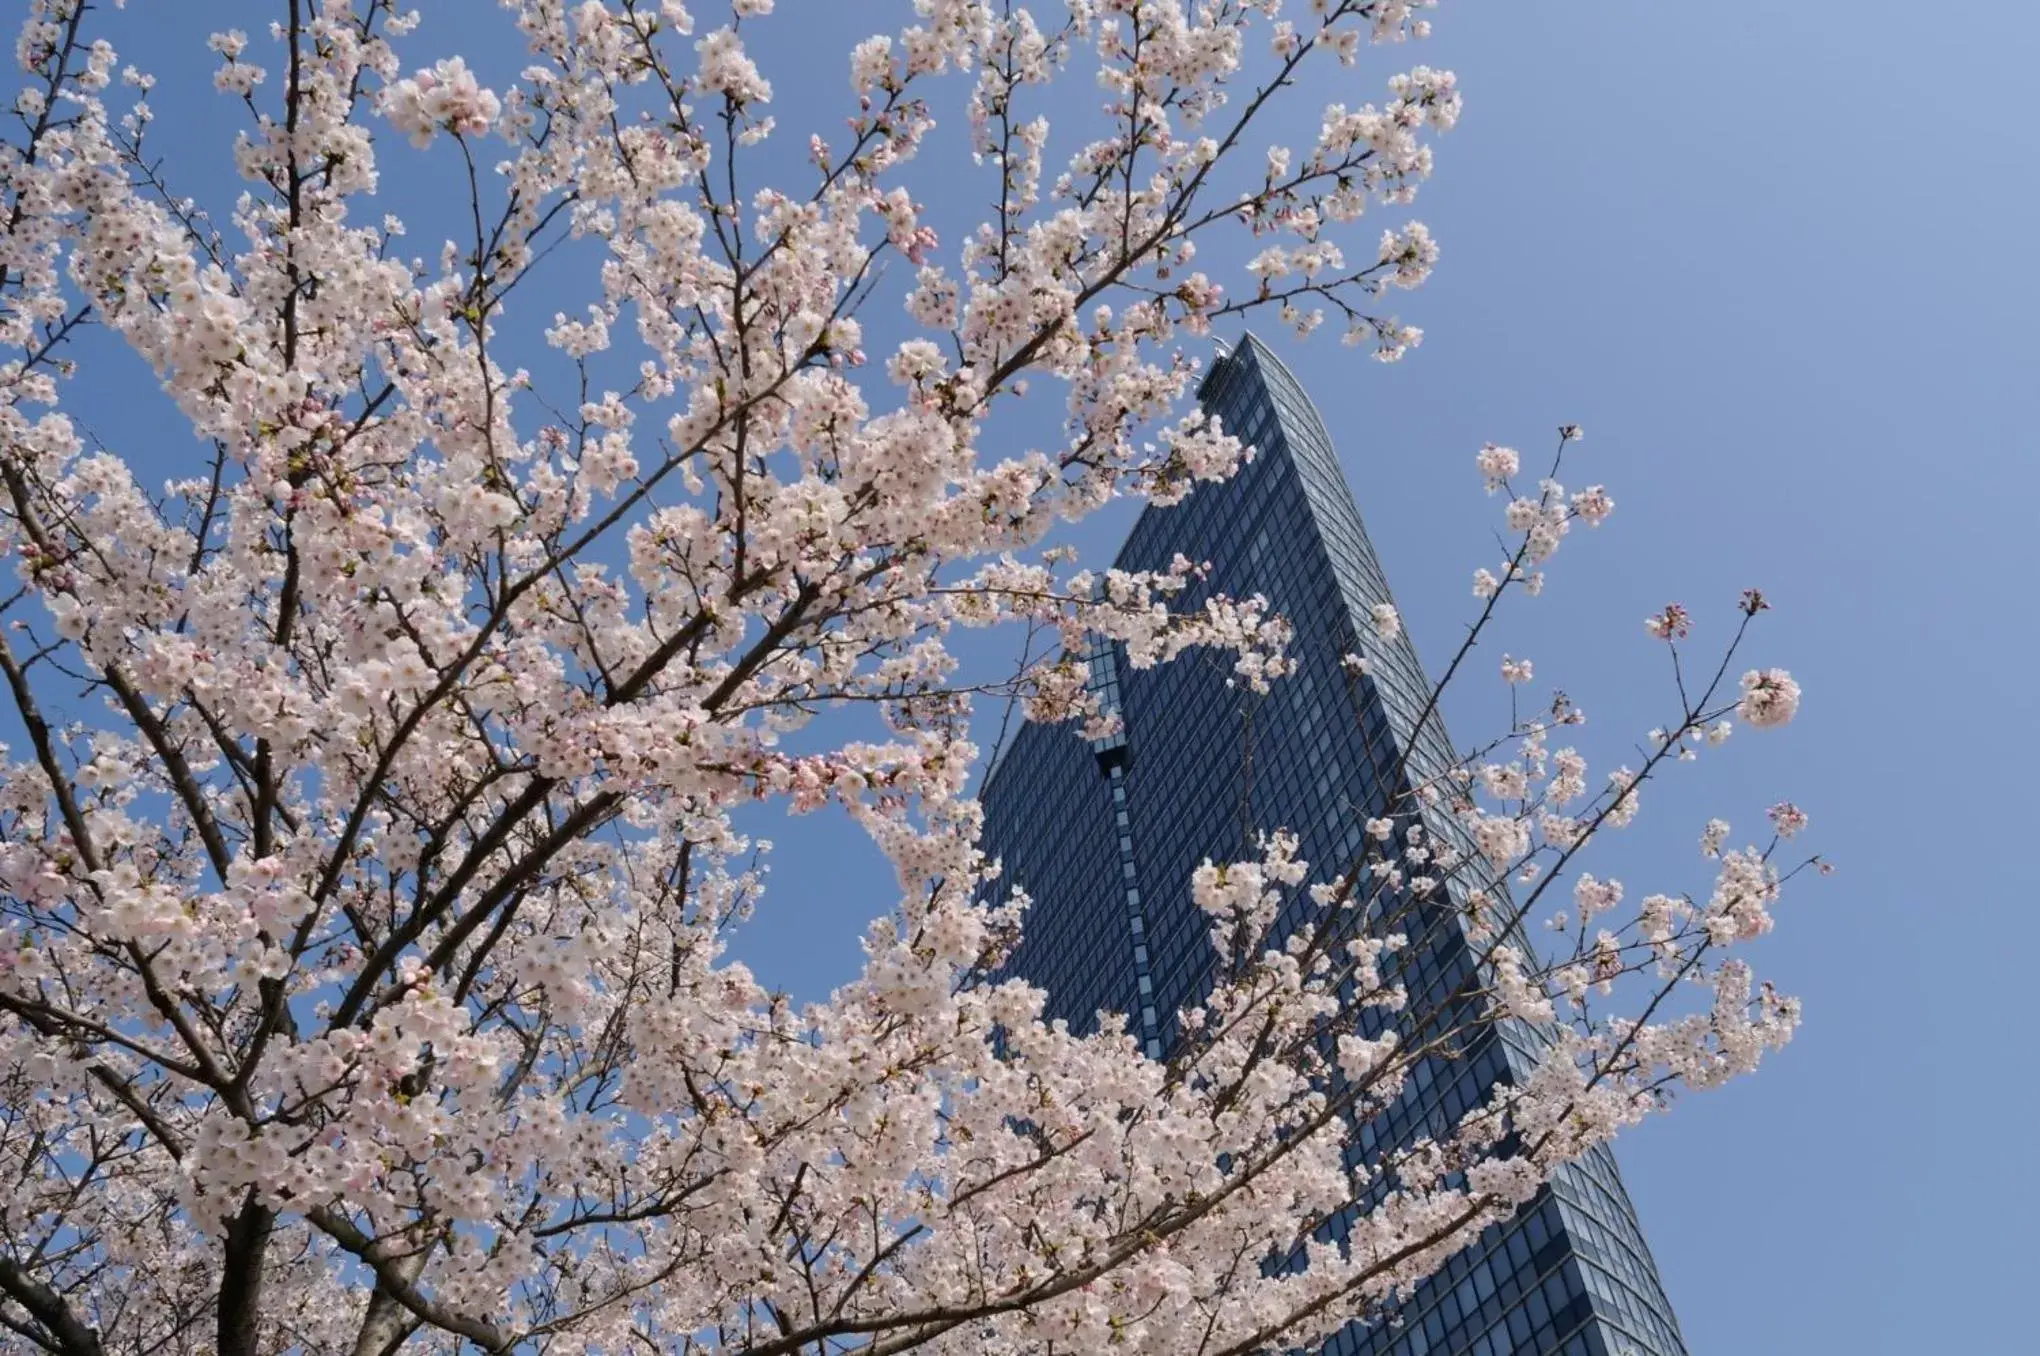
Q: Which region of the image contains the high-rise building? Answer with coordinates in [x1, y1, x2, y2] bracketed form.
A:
[977, 335, 1688, 1356]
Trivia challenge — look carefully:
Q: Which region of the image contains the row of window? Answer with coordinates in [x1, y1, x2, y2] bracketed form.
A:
[986, 338, 1686, 1356]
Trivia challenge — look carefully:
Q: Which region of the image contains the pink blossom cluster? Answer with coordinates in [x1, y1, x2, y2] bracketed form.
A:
[0, 2, 1822, 1352]
[380, 56, 501, 147]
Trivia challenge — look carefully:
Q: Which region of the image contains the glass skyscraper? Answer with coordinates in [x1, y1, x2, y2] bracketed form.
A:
[977, 335, 1688, 1356]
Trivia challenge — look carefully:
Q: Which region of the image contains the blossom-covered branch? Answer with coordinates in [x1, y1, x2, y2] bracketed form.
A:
[0, 3, 1816, 1354]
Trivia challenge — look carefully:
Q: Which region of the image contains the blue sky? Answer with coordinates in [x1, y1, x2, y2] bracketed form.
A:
[53, 2, 2040, 1351]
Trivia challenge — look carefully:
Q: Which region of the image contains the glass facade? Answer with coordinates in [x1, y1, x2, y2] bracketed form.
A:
[978, 335, 1688, 1356]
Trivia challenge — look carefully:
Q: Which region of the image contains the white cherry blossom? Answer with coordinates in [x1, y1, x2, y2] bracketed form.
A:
[0, 3, 1821, 1353]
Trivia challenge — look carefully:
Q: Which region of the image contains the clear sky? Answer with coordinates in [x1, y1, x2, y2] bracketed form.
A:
[50, 2, 2040, 1352]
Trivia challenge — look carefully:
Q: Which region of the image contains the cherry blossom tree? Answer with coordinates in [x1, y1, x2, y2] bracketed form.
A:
[0, 2, 1821, 1354]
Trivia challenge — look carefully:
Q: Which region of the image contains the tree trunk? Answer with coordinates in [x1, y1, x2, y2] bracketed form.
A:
[217, 1195, 275, 1356]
